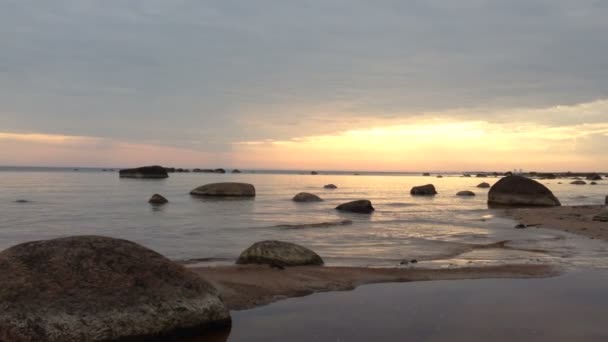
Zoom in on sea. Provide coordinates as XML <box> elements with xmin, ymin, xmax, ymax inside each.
<box><xmin>1</xmin><ymin>167</ymin><xmax>607</xmax><ymax>269</ymax></box>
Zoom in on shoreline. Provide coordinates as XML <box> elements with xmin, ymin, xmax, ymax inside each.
<box><xmin>192</xmin><ymin>204</ymin><xmax>608</xmax><ymax>312</ymax></box>
<box><xmin>192</xmin><ymin>264</ymin><xmax>559</xmax><ymax>311</ymax></box>
<box><xmin>502</xmin><ymin>205</ymin><xmax>608</xmax><ymax>242</ymax></box>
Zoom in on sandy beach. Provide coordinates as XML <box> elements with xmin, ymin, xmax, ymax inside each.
<box><xmin>504</xmin><ymin>205</ymin><xmax>608</xmax><ymax>242</ymax></box>
<box><xmin>192</xmin><ymin>204</ymin><xmax>608</xmax><ymax>312</ymax></box>
<box><xmin>192</xmin><ymin>264</ymin><xmax>558</xmax><ymax>310</ymax></box>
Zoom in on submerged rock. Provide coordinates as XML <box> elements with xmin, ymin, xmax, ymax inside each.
<box><xmin>570</xmin><ymin>180</ymin><xmax>587</xmax><ymax>185</ymax></box>
<box><xmin>456</xmin><ymin>191</ymin><xmax>476</xmax><ymax>197</ymax></box>
<box><xmin>487</xmin><ymin>175</ymin><xmax>561</xmax><ymax>207</ymax></box>
<box><xmin>0</xmin><ymin>236</ymin><xmax>230</xmax><ymax>341</ymax></box>
<box><xmin>190</xmin><ymin>183</ymin><xmax>256</xmax><ymax>197</ymax></box>
<box><xmin>336</xmin><ymin>200</ymin><xmax>375</xmax><ymax>214</ymax></box>
<box><xmin>423</xmin><ymin>173</ymin><xmax>431</xmax><ymax>176</ymax></box>
<box><xmin>410</xmin><ymin>184</ymin><xmax>437</xmax><ymax>196</ymax></box>
<box><xmin>149</xmin><ymin>193</ymin><xmax>169</xmax><ymax>205</ymax></box>
<box><xmin>119</xmin><ymin>165</ymin><xmax>168</xmax><ymax>179</ymax></box>
<box><xmin>236</xmin><ymin>240</ymin><xmax>324</xmax><ymax>266</ymax></box>
<box><xmin>232</xmin><ymin>169</ymin><xmax>242</xmax><ymax>173</ymax></box>
<box><xmin>292</xmin><ymin>192</ymin><xmax>323</xmax><ymax>202</ymax></box>
<box><xmin>477</xmin><ymin>182</ymin><xmax>491</xmax><ymax>188</ymax></box>
<box><xmin>324</xmin><ymin>184</ymin><xmax>338</xmax><ymax>189</ymax></box>
<box><xmin>310</xmin><ymin>171</ymin><xmax>318</xmax><ymax>175</ymax></box>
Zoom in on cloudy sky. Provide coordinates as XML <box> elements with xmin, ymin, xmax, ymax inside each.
<box><xmin>1</xmin><ymin>0</ymin><xmax>607</xmax><ymax>171</ymax></box>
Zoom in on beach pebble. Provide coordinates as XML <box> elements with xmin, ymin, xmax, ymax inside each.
<box><xmin>0</xmin><ymin>236</ymin><xmax>230</xmax><ymax>341</ymax></box>
<box><xmin>336</xmin><ymin>200</ymin><xmax>375</xmax><ymax>214</ymax></box>
<box><xmin>237</xmin><ymin>240</ymin><xmax>324</xmax><ymax>266</ymax></box>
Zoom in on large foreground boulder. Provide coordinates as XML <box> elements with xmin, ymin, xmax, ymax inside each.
<box><xmin>410</xmin><ymin>184</ymin><xmax>437</xmax><ymax>196</ymax></box>
<box><xmin>190</xmin><ymin>182</ymin><xmax>256</xmax><ymax>197</ymax></box>
<box><xmin>0</xmin><ymin>236</ymin><xmax>230</xmax><ymax>342</ymax></box>
<box><xmin>119</xmin><ymin>165</ymin><xmax>168</xmax><ymax>179</ymax></box>
<box><xmin>336</xmin><ymin>200</ymin><xmax>375</xmax><ymax>214</ymax></box>
<box><xmin>293</xmin><ymin>192</ymin><xmax>323</xmax><ymax>202</ymax></box>
<box><xmin>236</xmin><ymin>240</ymin><xmax>324</xmax><ymax>266</ymax></box>
<box><xmin>487</xmin><ymin>175</ymin><xmax>561</xmax><ymax>207</ymax></box>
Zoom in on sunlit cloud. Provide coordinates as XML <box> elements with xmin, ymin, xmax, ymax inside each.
<box><xmin>233</xmin><ymin>100</ymin><xmax>608</xmax><ymax>171</ymax></box>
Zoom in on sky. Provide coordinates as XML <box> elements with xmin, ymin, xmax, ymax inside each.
<box><xmin>1</xmin><ymin>0</ymin><xmax>607</xmax><ymax>171</ymax></box>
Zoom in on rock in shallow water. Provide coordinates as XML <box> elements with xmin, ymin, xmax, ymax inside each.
<box><xmin>236</xmin><ymin>240</ymin><xmax>324</xmax><ymax>266</ymax></box>
<box><xmin>336</xmin><ymin>200</ymin><xmax>375</xmax><ymax>214</ymax></box>
<box><xmin>488</xmin><ymin>175</ymin><xmax>561</xmax><ymax>207</ymax></box>
<box><xmin>148</xmin><ymin>193</ymin><xmax>168</xmax><ymax>204</ymax></box>
<box><xmin>456</xmin><ymin>191</ymin><xmax>476</xmax><ymax>197</ymax></box>
<box><xmin>323</xmin><ymin>184</ymin><xmax>338</xmax><ymax>189</ymax></box>
<box><xmin>119</xmin><ymin>165</ymin><xmax>168</xmax><ymax>179</ymax></box>
<box><xmin>292</xmin><ymin>192</ymin><xmax>323</xmax><ymax>202</ymax></box>
<box><xmin>190</xmin><ymin>182</ymin><xmax>256</xmax><ymax>197</ymax></box>
<box><xmin>410</xmin><ymin>184</ymin><xmax>437</xmax><ymax>196</ymax></box>
<box><xmin>571</xmin><ymin>180</ymin><xmax>587</xmax><ymax>185</ymax></box>
<box><xmin>0</xmin><ymin>236</ymin><xmax>230</xmax><ymax>342</ymax></box>
<box><xmin>477</xmin><ymin>182</ymin><xmax>491</xmax><ymax>188</ymax></box>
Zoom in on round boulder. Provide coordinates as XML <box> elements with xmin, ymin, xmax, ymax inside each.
<box><xmin>488</xmin><ymin>175</ymin><xmax>561</xmax><ymax>207</ymax></box>
<box><xmin>477</xmin><ymin>182</ymin><xmax>491</xmax><ymax>188</ymax></box>
<box><xmin>410</xmin><ymin>184</ymin><xmax>437</xmax><ymax>196</ymax></box>
<box><xmin>293</xmin><ymin>192</ymin><xmax>323</xmax><ymax>202</ymax></box>
<box><xmin>236</xmin><ymin>240</ymin><xmax>324</xmax><ymax>266</ymax></box>
<box><xmin>456</xmin><ymin>191</ymin><xmax>476</xmax><ymax>196</ymax></box>
<box><xmin>190</xmin><ymin>182</ymin><xmax>256</xmax><ymax>197</ymax></box>
<box><xmin>324</xmin><ymin>184</ymin><xmax>338</xmax><ymax>189</ymax></box>
<box><xmin>148</xmin><ymin>193</ymin><xmax>168</xmax><ymax>205</ymax></box>
<box><xmin>0</xmin><ymin>236</ymin><xmax>230</xmax><ymax>342</ymax></box>
<box><xmin>336</xmin><ymin>200</ymin><xmax>375</xmax><ymax>214</ymax></box>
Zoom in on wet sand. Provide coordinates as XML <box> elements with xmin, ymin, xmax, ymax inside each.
<box><xmin>504</xmin><ymin>205</ymin><xmax>608</xmax><ymax>242</ymax></box>
<box><xmin>192</xmin><ymin>264</ymin><xmax>558</xmax><ymax>310</ymax></box>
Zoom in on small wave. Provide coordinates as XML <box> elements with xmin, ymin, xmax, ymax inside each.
<box><xmin>275</xmin><ymin>219</ymin><xmax>353</xmax><ymax>229</ymax></box>
<box><xmin>384</xmin><ymin>202</ymin><xmax>418</xmax><ymax>208</ymax></box>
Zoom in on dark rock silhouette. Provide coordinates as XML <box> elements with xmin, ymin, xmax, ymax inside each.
<box><xmin>488</xmin><ymin>175</ymin><xmax>561</xmax><ymax>207</ymax></box>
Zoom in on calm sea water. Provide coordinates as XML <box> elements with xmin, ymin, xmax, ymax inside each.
<box><xmin>1</xmin><ymin>168</ymin><xmax>607</xmax><ymax>268</ymax></box>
